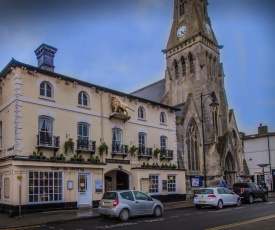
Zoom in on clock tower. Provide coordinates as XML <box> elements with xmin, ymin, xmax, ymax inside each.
<box><xmin>132</xmin><ymin>0</ymin><xmax>249</xmax><ymax>196</ymax></box>
<box><xmin>161</xmin><ymin>0</ymin><xmax>247</xmax><ymax>195</ymax></box>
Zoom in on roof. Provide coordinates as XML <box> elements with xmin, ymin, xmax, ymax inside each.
<box><xmin>131</xmin><ymin>79</ymin><xmax>165</xmax><ymax>103</ymax></box>
<box><xmin>242</xmin><ymin>132</ymin><xmax>275</xmax><ymax>140</ymax></box>
<box><xmin>0</xmin><ymin>59</ymin><xmax>179</xmax><ymax>112</ymax></box>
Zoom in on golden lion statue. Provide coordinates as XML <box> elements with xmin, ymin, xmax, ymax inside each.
<box><xmin>111</xmin><ymin>96</ymin><xmax>134</xmax><ymax>115</ymax></box>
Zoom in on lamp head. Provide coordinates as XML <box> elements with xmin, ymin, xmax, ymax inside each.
<box><xmin>209</xmin><ymin>92</ymin><xmax>219</xmax><ymax>108</ymax></box>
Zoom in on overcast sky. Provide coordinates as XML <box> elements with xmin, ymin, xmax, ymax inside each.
<box><xmin>0</xmin><ymin>0</ymin><xmax>274</xmax><ymax>135</ymax></box>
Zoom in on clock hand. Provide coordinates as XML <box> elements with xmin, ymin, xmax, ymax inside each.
<box><xmin>181</xmin><ymin>31</ymin><xmax>184</xmax><ymax>34</ymax></box>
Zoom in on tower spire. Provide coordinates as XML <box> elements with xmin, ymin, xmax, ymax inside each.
<box><xmin>165</xmin><ymin>0</ymin><xmax>218</xmax><ymax>53</ymax></box>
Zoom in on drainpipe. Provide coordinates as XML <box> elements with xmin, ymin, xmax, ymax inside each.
<box><xmin>100</xmin><ymin>92</ymin><xmax>104</xmax><ymax>142</ymax></box>
<box><xmin>267</xmin><ymin>134</ymin><xmax>272</xmax><ymax>190</ymax></box>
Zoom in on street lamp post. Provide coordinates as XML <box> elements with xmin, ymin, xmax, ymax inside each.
<box><xmin>201</xmin><ymin>91</ymin><xmax>219</xmax><ymax>188</ymax></box>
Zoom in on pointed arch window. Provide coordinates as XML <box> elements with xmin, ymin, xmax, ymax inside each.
<box><xmin>179</xmin><ymin>0</ymin><xmax>185</xmax><ymax>16</ymax></box>
<box><xmin>78</xmin><ymin>91</ymin><xmax>89</xmax><ymax>107</ymax></box>
<box><xmin>212</xmin><ymin>106</ymin><xmax>219</xmax><ymax>136</ymax></box>
<box><xmin>181</xmin><ymin>56</ymin><xmax>186</xmax><ymax>76</ymax></box>
<box><xmin>187</xmin><ymin>120</ymin><xmax>199</xmax><ymax>171</ymax></box>
<box><xmin>174</xmin><ymin>60</ymin><xmax>179</xmax><ymax>79</ymax></box>
<box><xmin>189</xmin><ymin>53</ymin><xmax>195</xmax><ymax>74</ymax></box>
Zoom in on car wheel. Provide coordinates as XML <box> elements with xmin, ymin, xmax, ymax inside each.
<box><xmin>247</xmin><ymin>194</ymin><xmax>253</xmax><ymax>204</ymax></box>
<box><xmin>119</xmin><ymin>209</ymin><xmax>129</xmax><ymax>222</ymax></box>
<box><xmin>263</xmin><ymin>193</ymin><xmax>268</xmax><ymax>202</ymax></box>
<box><xmin>153</xmin><ymin>206</ymin><xmax>162</xmax><ymax>217</ymax></box>
<box><xmin>195</xmin><ymin>204</ymin><xmax>202</xmax><ymax>209</ymax></box>
<box><xmin>216</xmin><ymin>200</ymin><xmax>223</xmax><ymax>209</ymax></box>
<box><xmin>236</xmin><ymin>198</ymin><xmax>241</xmax><ymax>207</ymax></box>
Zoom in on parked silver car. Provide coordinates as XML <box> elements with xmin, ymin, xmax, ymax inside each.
<box><xmin>98</xmin><ymin>190</ymin><xmax>163</xmax><ymax>221</ymax></box>
<box><xmin>194</xmin><ymin>187</ymin><xmax>241</xmax><ymax>209</ymax></box>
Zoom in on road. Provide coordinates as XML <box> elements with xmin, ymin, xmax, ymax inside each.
<box><xmin>28</xmin><ymin>198</ymin><xmax>275</xmax><ymax>230</ymax></box>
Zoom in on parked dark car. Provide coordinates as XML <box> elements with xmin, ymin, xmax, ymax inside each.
<box><xmin>232</xmin><ymin>182</ymin><xmax>268</xmax><ymax>204</ymax></box>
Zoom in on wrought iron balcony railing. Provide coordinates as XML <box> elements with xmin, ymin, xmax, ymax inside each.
<box><xmin>37</xmin><ymin>132</ymin><xmax>60</xmax><ymax>149</ymax></box>
<box><xmin>138</xmin><ymin>146</ymin><xmax>153</xmax><ymax>159</ymax></box>
<box><xmin>160</xmin><ymin>148</ymin><xmax>173</xmax><ymax>160</ymax></box>
<box><xmin>77</xmin><ymin>139</ymin><xmax>96</xmax><ymax>152</ymax></box>
<box><xmin>111</xmin><ymin>144</ymin><xmax>128</xmax><ymax>158</ymax></box>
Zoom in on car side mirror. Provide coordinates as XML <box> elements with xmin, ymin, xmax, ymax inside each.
<box><xmin>147</xmin><ymin>197</ymin><xmax>153</xmax><ymax>201</ymax></box>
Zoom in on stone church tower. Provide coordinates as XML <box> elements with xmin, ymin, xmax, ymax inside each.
<box><xmin>132</xmin><ymin>0</ymin><xmax>249</xmax><ymax>196</ymax></box>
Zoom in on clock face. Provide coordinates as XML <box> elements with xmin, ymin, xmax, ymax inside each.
<box><xmin>205</xmin><ymin>23</ymin><xmax>211</xmax><ymax>35</ymax></box>
<box><xmin>177</xmin><ymin>25</ymin><xmax>187</xmax><ymax>38</ymax></box>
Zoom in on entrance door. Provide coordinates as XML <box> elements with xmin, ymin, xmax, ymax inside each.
<box><xmin>78</xmin><ymin>173</ymin><xmax>92</xmax><ymax>206</ymax></box>
<box><xmin>116</xmin><ymin>171</ymin><xmax>129</xmax><ymax>190</ymax></box>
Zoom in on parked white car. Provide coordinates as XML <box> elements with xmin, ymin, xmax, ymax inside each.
<box><xmin>194</xmin><ymin>187</ymin><xmax>241</xmax><ymax>209</ymax></box>
<box><xmin>98</xmin><ymin>190</ymin><xmax>163</xmax><ymax>221</ymax></box>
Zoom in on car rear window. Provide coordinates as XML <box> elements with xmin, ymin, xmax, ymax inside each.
<box><xmin>196</xmin><ymin>189</ymin><xmax>214</xmax><ymax>194</ymax></box>
<box><xmin>102</xmin><ymin>192</ymin><xmax>117</xmax><ymax>200</ymax></box>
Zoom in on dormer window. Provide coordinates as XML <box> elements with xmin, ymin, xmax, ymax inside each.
<box><xmin>179</xmin><ymin>0</ymin><xmax>185</xmax><ymax>16</ymax></box>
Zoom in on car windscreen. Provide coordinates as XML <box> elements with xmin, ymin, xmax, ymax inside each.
<box><xmin>102</xmin><ymin>192</ymin><xmax>117</xmax><ymax>200</ymax></box>
<box><xmin>196</xmin><ymin>189</ymin><xmax>214</xmax><ymax>194</ymax></box>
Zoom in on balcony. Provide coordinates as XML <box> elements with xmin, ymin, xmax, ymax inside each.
<box><xmin>37</xmin><ymin>132</ymin><xmax>60</xmax><ymax>152</ymax></box>
<box><xmin>138</xmin><ymin>147</ymin><xmax>153</xmax><ymax>159</ymax></box>
<box><xmin>76</xmin><ymin>139</ymin><xmax>96</xmax><ymax>153</ymax></box>
<box><xmin>160</xmin><ymin>148</ymin><xmax>173</xmax><ymax>160</ymax></box>
<box><xmin>111</xmin><ymin>144</ymin><xmax>128</xmax><ymax>159</ymax></box>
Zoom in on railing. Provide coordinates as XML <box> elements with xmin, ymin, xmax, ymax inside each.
<box><xmin>77</xmin><ymin>139</ymin><xmax>96</xmax><ymax>152</ymax></box>
<box><xmin>37</xmin><ymin>132</ymin><xmax>60</xmax><ymax>148</ymax></box>
<box><xmin>160</xmin><ymin>148</ymin><xmax>173</xmax><ymax>160</ymax></box>
<box><xmin>138</xmin><ymin>146</ymin><xmax>153</xmax><ymax>159</ymax></box>
<box><xmin>112</xmin><ymin>144</ymin><xmax>128</xmax><ymax>155</ymax></box>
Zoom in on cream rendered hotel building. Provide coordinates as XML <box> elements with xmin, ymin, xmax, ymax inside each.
<box><xmin>0</xmin><ymin>44</ymin><xmax>186</xmax><ymax>215</ymax></box>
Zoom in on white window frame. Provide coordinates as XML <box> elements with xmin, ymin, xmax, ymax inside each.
<box><xmin>138</xmin><ymin>132</ymin><xmax>147</xmax><ymax>154</ymax></box>
<box><xmin>149</xmin><ymin>174</ymin><xmax>160</xmax><ymax>194</ymax></box>
<box><xmin>40</xmin><ymin>81</ymin><xmax>53</xmax><ymax>99</ymax></box>
<box><xmin>160</xmin><ymin>136</ymin><xmax>167</xmax><ymax>149</ymax></box>
<box><xmin>138</xmin><ymin>106</ymin><xmax>146</xmax><ymax>120</ymax></box>
<box><xmin>28</xmin><ymin>171</ymin><xmax>64</xmax><ymax>203</ymax></box>
<box><xmin>78</xmin><ymin>123</ymin><xmax>89</xmax><ymax>141</ymax></box>
<box><xmin>160</xmin><ymin>112</ymin><xmax>166</xmax><ymax>124</ymax></box>
<box><xmin>78</xmin><ymin>91</ymin><xmax>89</xmax><ymax>107</ymax></box>
<box><xmin>167</xmin><ymin>174</ymin><xmax>177</xmax><ymax>193</ymax></box>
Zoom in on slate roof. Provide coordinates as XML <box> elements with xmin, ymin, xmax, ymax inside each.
<box><xmin>131</xmin><ymin>79</ymin><xmax>165</xmax><ymax>103</ymax></box>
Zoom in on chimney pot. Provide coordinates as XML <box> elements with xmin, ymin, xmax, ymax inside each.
<box><xmin>34</xmin><ymin>44</ymin><xmax>57</xmax><ymax>72</ymax></box>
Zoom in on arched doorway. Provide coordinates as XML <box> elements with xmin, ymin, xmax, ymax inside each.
<box><xmin>104</xmin><ymin>169</ymin><xmax>130</xmax><ymax>192</ymax></box>
<box><xmin>224</xmin><ymin>152</ymin><xmax>236</xmax><ymax>187</ymax></box>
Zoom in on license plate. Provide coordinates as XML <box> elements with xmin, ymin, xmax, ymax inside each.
<box><xmin>199</xmin><ymin>201</ymin><xmax>206</xmax><ymax>204</ymax></box>
<box><xmin>103</xmin><ymin>202</ymin><xmax>110</xmax><ymax>206</ymax></box>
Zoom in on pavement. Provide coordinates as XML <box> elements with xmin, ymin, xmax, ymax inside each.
<box><xmin>0</xmin><ymin>192</ymin><xmax>274</xmax><ymax>229</ymax></box>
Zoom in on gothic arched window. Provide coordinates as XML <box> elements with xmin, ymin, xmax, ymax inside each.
<box><xmin>187</xmin><ymin>120</ymin><xmax>199</xmax><ymax>171</ymax></box>
<box><xmin>189</xmin><ymin>53</ymin><xmax>195</xmax><ymax>74</ymax></box>
<box><xmin>179</xmin><ymin>0</ymin><xmax>185</xmax><ymax>16</ymax></box>
<box><xmin>173</xmin><ymin>60</ymin><xmax>179</xmax><ymax>79</ymax></box>
<box><xmin>181</xmin><ymin>56</ymin><xmax>186</xmax><ymax>76</ymax></box>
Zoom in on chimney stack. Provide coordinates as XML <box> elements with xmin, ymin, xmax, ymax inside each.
<box><xmin>34</xmin><ymin>44</ymin><xmax>57</xmax><ymax>72</ymax></box>
<box><xmin>258</xmin><ymin>123</ymin><xmax>268</xmax><ymax>135</ymax></box>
